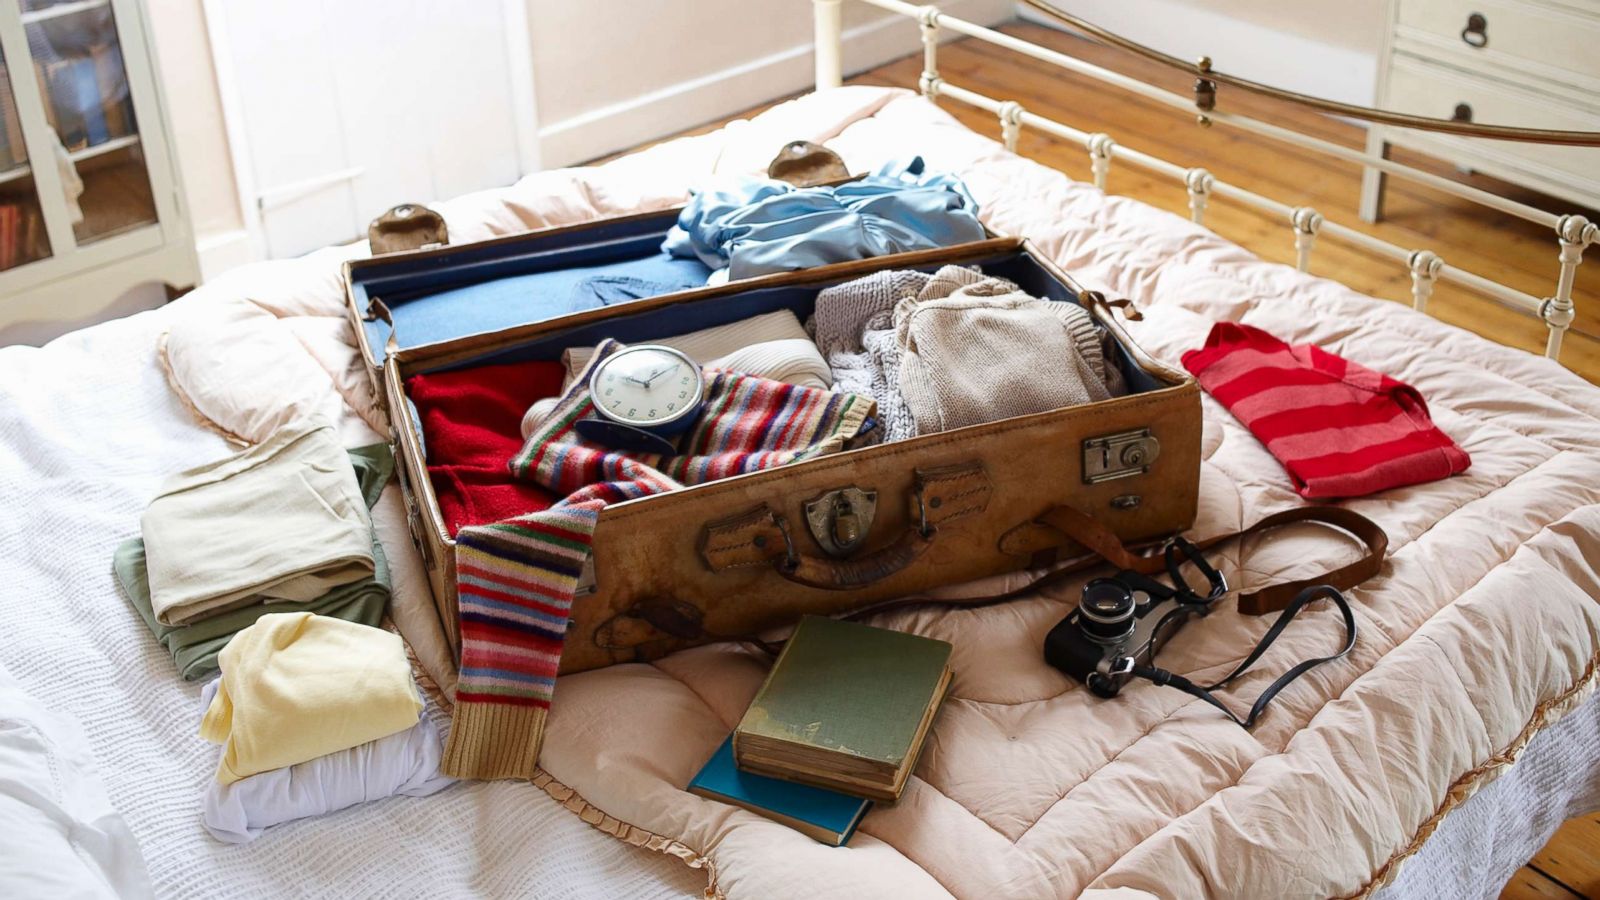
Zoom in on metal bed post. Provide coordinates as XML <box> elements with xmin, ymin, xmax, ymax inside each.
<box><xmin>917</xmin><ymin>5</ymin><xmax>943</xmax><ymax>98</ymax></box>
<box><xmin>1290</xmin><ymin>207</ymin><xmax>1323</xmax><ymax>274</ymax></box>
<box><xmin>999</xmin><ymin>101</ymin><xmax>1024</xmax><ymax>152</ymax></box>
<box><xmin>1184</xmin><ymin>168</ymin><xmax>1214</xmax><ymax>226</ymax></box>
<box><xmin>814</xmin><ymin>0</ymin><xmax>844</xmax><ymax>90</ymax></box>
<box><xmin>1086</xmin><ymin>133</ymin><xmax>1114</xmax><ymax>191</ymax></box>
<box><xmin>1407</xmin><ymin>251</ymin><xmax>1442</xmax><ymax>313</ymax></box>
<box><xmin>1542</xmin><ymin>215</ymin><xmax>1595</xmax><ymax>359</ymax></box>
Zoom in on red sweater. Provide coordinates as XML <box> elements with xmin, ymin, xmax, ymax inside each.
<box><xmin>406</xmin><ymin>360</ymin><xmax>564</xmax><ymax>535</ymax></box>
<box><xmin>1181</xmin><ymin>322</ymin><xmax>1469</xmax><ymax>499</ymax></box>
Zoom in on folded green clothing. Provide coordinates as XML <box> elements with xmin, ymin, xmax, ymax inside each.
<box><xmin>114</xmin><ymin>443</ymin><xmax>395</xmax><ymax>682</ymax></box>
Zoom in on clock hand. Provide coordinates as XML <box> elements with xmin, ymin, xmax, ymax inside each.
<box><xmin>645</xmin><ymin>362</ymin><xmax>682</xmax><ymax>387</ymax></box>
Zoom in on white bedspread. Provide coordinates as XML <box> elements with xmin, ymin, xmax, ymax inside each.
<box><xmin>0</xmin><ymin>307</ymin><xmax>706</xmax><ymax>897</ymax></box>
<box><xmin>2</xmin><ymin>86</ymin><xmax>1597</xmax><ymax>898</ymax></box>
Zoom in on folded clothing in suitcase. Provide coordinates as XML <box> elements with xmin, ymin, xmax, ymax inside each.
<box><xmin>348</xmin><ymin>214</ymin><xmax>1200</xmax><ymax>779</ymax></box>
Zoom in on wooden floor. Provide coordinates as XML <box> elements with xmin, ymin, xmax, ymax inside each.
<box><xmin>655</xmin><ymin>21</ymin><xmax>1600</xmax><ymax>382</ymax></box>
<box><xmin>853</xmin><ymin>23</ymin><xmax>1600</xmax><ymax>384</ymax></box>
<box><xmin>670</xmin><ymin>19</ymin><xmax>1600</xmax><ymax>897</ymax></box>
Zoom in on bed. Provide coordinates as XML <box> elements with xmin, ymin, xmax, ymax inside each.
<box><xmin>2</xmin><ymin>43</ymin><xmax>1598</xmax><ymax>900</ymax></box>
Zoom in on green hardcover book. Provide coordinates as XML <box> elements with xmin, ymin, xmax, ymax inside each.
<box><xmin>733</xmin><ymin>616</ymin><xmax>953</xmax><ymax>802</ymax></box>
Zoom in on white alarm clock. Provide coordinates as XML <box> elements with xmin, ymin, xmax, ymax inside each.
<box><xmin>576</xmin><ymin>345</ymin><xmax>705</xmax><ymax>453</ymax></box>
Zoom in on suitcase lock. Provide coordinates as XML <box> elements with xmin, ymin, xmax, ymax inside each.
<box><xmin>804</xmin><ymin>487</ymin><xmax>878</xmax><ymax>558</ymax></box>
<box><xmin>1083</xmin><ymin>429</ymin><xmax>1161</xmax><ymax>483</ymax></box>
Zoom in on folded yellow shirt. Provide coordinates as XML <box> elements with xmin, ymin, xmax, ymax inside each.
<box><xmin>200</xmin><ymin>612</ymin><xmax>422</xmax><ymax>784</ymax></box>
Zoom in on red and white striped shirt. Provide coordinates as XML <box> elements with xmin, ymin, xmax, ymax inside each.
<box><xmin>1182</xmin><ymin>322</ymin><xmax>1469</xmax><ymax>499</ymax></box>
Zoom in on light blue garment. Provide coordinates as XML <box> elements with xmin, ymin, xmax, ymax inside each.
<box><xmin>662</xmin><ymin>157</ymin><xmax>986</xmax><ymax>279</ymax></box>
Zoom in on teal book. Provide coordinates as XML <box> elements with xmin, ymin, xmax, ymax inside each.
<box><xmin>688</xmin><ymin>735</ymin><xmax>871</xmax><ymax>846</ymax></box>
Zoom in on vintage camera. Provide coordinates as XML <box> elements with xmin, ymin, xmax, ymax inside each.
<box><xmin>1044</xmin><ymin>537</ymin><xmax>1227</xmax><ymax>698</ymax></box>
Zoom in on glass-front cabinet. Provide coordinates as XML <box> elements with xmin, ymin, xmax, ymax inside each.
<box><xmin>0</xmin><ymin>39</ymin><xmax>49</xmax><ymax>272</ymax></box>
<box><xmin>0</xmin><ymin>0</ymin><xmax>194</xmax><ymax>335</ymax></box>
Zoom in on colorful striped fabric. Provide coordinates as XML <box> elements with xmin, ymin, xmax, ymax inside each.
<box><xmin>1181</xmin><ymin>321</ymin><xmax>1469</xmax><ymax>499</ymax></box>
<box><xmin>442</xmin><ymin>339</ymin><xmax>874</xmax><ymax>780</ymax></box>
<box><xmin>509</xmin><ymin>339</ymin><xmax>873</xmax><ymax>497</ymax></box>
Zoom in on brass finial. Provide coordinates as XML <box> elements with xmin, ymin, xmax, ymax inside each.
<box><xmin>1196</xmin><ymin>55</ymin><xmax>1212</xmax><ymax>73</ymax></box>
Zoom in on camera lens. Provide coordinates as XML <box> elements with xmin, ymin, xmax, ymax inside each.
<box><xmin>1078</xmin><ymin>578</ymin><xmax>1136</xmax><ymax>644</ymax></box>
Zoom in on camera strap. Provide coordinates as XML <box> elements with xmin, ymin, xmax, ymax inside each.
<box><xmin>999</xmin><ymin>504</ymin><xmax>1387</xmax><ymax>615</ymax></box>
<box><xmin>1116</xmin><ymin>584</ymin><xmax>1358</xmax><ymax>728</ymax></box>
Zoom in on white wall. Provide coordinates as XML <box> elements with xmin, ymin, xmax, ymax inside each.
<box><xmin>142</xmin><ymin>0</ymin><xmax>1012</xmax><ymax>276</ymax></box>
<box><xmin>144</xmin><ymin>0</ymin><xmax>1380</xmax><ymax>273</ymax></box>
<box><xmin>142</xmin><ymin>0</ymin><xmax>250</xmax><ymax>278</ymax></box>
<box><xmin>1021</xmin><ymin>0</ymin><xmax>1386</xmax><ymax>106</ymax></box>
<box><xmin>525</xmin><ymin>0</ymin><xmax>1014</xmax><ymax>167</ymax></box>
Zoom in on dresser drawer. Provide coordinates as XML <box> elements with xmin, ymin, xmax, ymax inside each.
<box><xmin>1397</xmin><ymin>0</ymin><xmax>1600</xmax><ymax>83</ymax></box>
<box><xmin>1385</xmin><ymin>52</ymin><xmax>1600</xmax><ymax>186</ymax></box>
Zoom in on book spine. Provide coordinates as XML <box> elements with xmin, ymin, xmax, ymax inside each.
<box><xmin>0</xmin><ymin>205</ymin><xmax>21</xmax><ymax>271</ymax></box>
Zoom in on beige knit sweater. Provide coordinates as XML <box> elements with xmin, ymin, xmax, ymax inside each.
<box><xmin>895</xmin><ymin>270</ymin><xmax>1125</xmax><ymax>434</ymax></box>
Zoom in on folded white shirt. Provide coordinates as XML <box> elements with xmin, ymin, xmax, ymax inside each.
<box><xmin>200</xmin><ymin>681</ymin><xmax>454</xmax><ymax>844</ymax></box>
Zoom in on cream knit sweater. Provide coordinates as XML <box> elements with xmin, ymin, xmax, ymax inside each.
<box><xmin>811</xmin><ymin>265</ymin><xmax>1123</xmax><ymax>441</ymax></box>
<box><xmin>895</xmin><ymin>270</ymin><xmax>1124</xmax><ymax>433</ymax></box>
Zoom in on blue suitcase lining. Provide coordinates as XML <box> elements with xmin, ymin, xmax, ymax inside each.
<box><xmin>411</xmin><ymin>249</ymin><xmax>1163</xmax><ymax>397</ymax></box>
<box><xmin>352</xmin><ymin>210</ymin><xmax>706</xmax><ymax>365</ymax></box>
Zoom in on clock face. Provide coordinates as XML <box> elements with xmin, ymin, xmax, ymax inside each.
<box><xmin>589</xmin><ymin>345</ymin><xmax>704</xmax><ymax>428</ymax></box>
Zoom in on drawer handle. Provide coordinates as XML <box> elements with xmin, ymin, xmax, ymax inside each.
<box><xmin>1452</xmin><ymin>103</ymin><xmax>1473</xmax><ymax>124</ymax></box>
<box><xmin>1460</xmin><ymin>12</ymin><xmax>1488</xmax><ymax>49</ymax></box>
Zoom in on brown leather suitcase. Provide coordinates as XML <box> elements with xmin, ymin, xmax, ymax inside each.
<box><xmin>346</xmin><ymin>226</ymin><xmax>1200</xmax><ymax>675</ymax></box>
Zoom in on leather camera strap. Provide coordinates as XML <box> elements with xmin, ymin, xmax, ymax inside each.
<box><xmin>1030</xmin><ymin>504</ymin><xmax>1387</xmax><ymax>615</ymax></box>
<box><xmin>847</xmin><ymin>504</ymin><xmax>1386</xmax><ymax>621</ymax></box>
<box><xmin>1124</xmin><ymin>584</ymin><xmax>1358</xmax><ymax>728</ymax></box>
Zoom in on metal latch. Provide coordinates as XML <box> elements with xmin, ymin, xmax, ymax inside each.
<box><xmin>804</xmin><ymin>486</ymin><xmax>878</xmax><ymax>557</ymax></box>
<box><xmin>1082</xmin><ymin>429</ymin><xmax>1161</xmax><ymax>484</ymax></box>
<box><xmin>574</xmin><ymin>558</ymin><xmax>597</xmax><ymax>596</ymax></box>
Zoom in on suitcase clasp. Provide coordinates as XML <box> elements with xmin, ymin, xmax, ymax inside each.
<box><xmin>1083</xmin><ymin>429</ymin><xmax>1161</xmax><ymax>483</ymax></box>
<box><xmin>804</xmin><ymin>487</ymin><xmax>878</xmax><ymax>558</ymax></box>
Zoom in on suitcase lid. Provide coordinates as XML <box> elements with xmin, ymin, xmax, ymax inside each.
<box><xmin>344</xmin><ymin>207</ymin><xmax>712</xmax><ymax>369</ymax></box>
<box><xmin>342</xmin><ymin>165</ymin><xmax>978</xmax><ymax>370</ymax></box>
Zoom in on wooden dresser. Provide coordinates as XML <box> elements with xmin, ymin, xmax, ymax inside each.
<box><xmin>1360</xmin><ymin>0</ymin><xmax>1600</xmax><ymax>222</ymax></box>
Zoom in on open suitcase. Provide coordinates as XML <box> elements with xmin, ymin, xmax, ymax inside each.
<box><xmin>344</xmin><ymin>211</ymin><xmax>1201</xmax><ymax>676</ymax></box>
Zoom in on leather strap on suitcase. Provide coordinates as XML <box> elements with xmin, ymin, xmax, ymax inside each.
<box><xmin>602</xmin><ymin>504</ymin><xmax>1386</xmax><ymax>656</ymax></box>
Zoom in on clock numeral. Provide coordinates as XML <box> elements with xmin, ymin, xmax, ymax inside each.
<box><xmin>605</xmin><ymin>388</ymin><xmax>613</xmax><ymax>396</ymax></box>
<box><xmin>678</xmin><ymin>391</ymin><xmax>688</xmax><ymax>399</ymax></box>
<box><xmin>628</xmin><ymin>408</ymin><xmax>636</xmax><ymax>416</ymax></box>
<box><xmin>667</xmin><ymin>403</ymin><xmax>675</xmax><ymax>411</ymax></box>
<box><xmin>648</xmin><ymin>409</ymin><xmax>657</xmax><ymax>417</ymax></box>
<box><xmin>611</xmin><ymin>400</ymin><xmax>620</xmax><ymax>409</ymax></box>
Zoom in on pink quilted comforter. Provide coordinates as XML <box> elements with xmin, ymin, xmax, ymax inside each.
<box><xmin>158</xmin><ymin>87</ymin><xmax>1600</xmax><ymax>898</ymax></box>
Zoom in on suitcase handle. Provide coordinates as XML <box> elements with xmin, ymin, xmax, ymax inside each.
<box><xmin>699</xmin><ymin>462</ymin><xmax>992</xmax><ymax>589</ymax></box>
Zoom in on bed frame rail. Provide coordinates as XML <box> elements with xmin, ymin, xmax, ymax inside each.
<box><xmin>812</xmin><ymin>0</ymin><xmax>1596</xmax><ymax>365</ymax></box>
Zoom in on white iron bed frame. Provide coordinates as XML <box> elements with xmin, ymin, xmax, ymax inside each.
<box><xmin>812</xmin><ymin>0</ymin><xmax>1595</xmax><ymax>365</ymax></box>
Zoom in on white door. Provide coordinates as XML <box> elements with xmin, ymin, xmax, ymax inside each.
<box><xmin>206</xmin><ymin>0</ymin><xmax>535</xmax><ymax>259</ymax></box>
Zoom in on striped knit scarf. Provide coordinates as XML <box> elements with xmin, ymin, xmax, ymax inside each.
<box><xmin>441</xmin><ymin>340</ymin><xmax>874</xmax><ymax>780</ymax></box>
